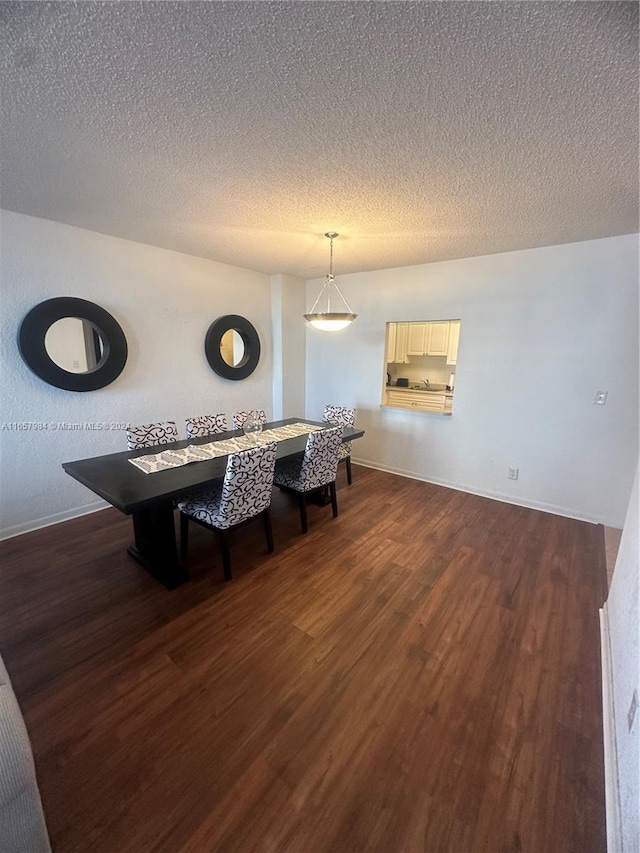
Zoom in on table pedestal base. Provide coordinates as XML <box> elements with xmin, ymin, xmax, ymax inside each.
<box><xmin>128</xmin><ymin>501</ymin><xmax>189</xmax><ymax>589</ymax></box>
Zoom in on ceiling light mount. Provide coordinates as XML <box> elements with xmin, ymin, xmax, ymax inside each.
<box><xmin>304</xmin><ymin>232</ymin><xmax>357</xmax><ymax>331</ymax></box>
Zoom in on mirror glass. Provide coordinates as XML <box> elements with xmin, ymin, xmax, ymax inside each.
<box><xmin>44</xmin><ymin>317</ymin><xmax>106</xmax><ymax>374</ymax></box>
<box><xmin>382</xmin><ymin>319</ymin><xmax>461</xmax><ymax>416</ymax></box>
<box><xmin>219</xmin><ymin>329</ymin><xmax>245</xmax><ymax>367</ymax></box>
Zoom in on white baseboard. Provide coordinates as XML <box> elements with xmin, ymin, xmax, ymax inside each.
<box><xmin>352</xmin><ymin>456</ymin><xmax>604</xmax><ymax>525</ymax></box>
<box><xmin>599</xmin><ymin>604</ymin><xmax>623</xmax><ymax>853</ymax></box>
<box><xmin>0</xmin><ymin>500</ymin><xmax>109</xmax><ymax>541</ymax></box>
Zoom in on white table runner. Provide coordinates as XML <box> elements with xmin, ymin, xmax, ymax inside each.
<box><xmin>128</xmin><ymin>422</ymin><xmax>324</xmax><ymax>474</ymax></box>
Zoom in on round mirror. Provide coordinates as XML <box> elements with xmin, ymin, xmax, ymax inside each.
<box><xmin>205</xmin><ymin>315</ymin><xmax>260</xmax><ymax>380</ymax></box>
<box><xmin>44</xmin><ymin>317</ymin><xmax>107</xmax><ymax>374</ymax></box>
<box><xmin>219</xmin><ymin>329</ymin><xmax>245</xmax><ymax>367</ymax></box>
<box><xmin>18</xmin><ymin>297</ymin><xmax>128</xmax><ymax>391</ymax></box>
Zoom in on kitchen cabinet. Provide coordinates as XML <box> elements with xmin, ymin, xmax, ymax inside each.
<box><xmin>446</xmin><ymin>320</ymin><xmax>460</xmax><ymax>365</ymax></box>
<box><xmin>387</xmin><ymin>323</ymin><xmax>397</xmax><ymax>361</ymax></box>
<box><xmin>406</xmin><ymin>323</ymin><xmax>428</xmax><ymax>355</ymax></box>
<box><xmin>395</xmin><ymin>323</ymin><xmax>409</xmax><ymax>362</ymax></box>
<box><xmin>385</xmin><ymin>388</ymin><xmax>453</xmax><ymax>415</ymax></box>
<box><xmin>406</xmin><ymin>321</ymin><xmax>450</xmax><ymax>356</ymax></box>
<box><xmin>427</xmin><ymin>321</ymin><xmax>450</xmax><ymax>356</ymax></box>
<box><xmin>387</xmin><ymin>322</ymin><xmax>409</xmax><ymax>363</ymax></box>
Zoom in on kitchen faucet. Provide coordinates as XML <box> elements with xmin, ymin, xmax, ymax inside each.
<box><xmin>421</xmin><ymin>379</ymin><xmax>430</xmax><ymax>388</ymax></box>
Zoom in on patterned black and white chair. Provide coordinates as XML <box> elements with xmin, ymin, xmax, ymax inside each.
<box><xmin>126</xmin><ymin>421</ymin><xmax>179</xmax><ymax>450</ymax></box>
<box><xmin>232</xmin><ymin>409</ymin><xmax>267</xmax><ymax>430</ymax></box>
<box><xmin>185</xmin><ymin>414</ymin><xmax>229</xmax><ymax>439</ymax></box>
<box><xmin>177</xmin><ymin>441</ymin><xmax>277</xmax><ymax>581</ymax></box>
<box><xmin>273</xmin><ymin>426</ymin><xmax>342</xmax><ymax>534</ymax></box>
<box><xmin>322</xmin><ymin>405</ymin><xmax>356</xmax><ymax>485</ymax></box>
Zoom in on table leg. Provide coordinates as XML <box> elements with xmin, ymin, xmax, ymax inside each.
<box><xmin>127</xmin><ymin>501</ymin><xmax>189</xmax><ymax>589</ymax></box>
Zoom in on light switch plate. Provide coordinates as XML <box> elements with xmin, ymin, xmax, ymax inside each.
<box><xmin>594</xmin><ymin>390</ymin><xmax>608</xmax><ymax>406</ymax></box>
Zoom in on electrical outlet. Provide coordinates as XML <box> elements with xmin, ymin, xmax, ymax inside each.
<box><xmin>508</xmin><ymin>467</ymin><xmax>519</xmax><ymax>481</ymax></box>
<box><xmin>594</xmin><ymin>390</ymin><xmax>608</xmax><ymax>406</ymax></box>
<box><xmin>628</xmin><ymin>689</ymin><xmax>638</xmax><ymax>733</ymax></box>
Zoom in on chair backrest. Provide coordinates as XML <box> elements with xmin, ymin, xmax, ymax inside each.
<box><xmin>0</xmin><ymin>653</ymin><xmax>51</xmax><ymax>852</ymax></box>
<box><xmin>298</xmin><ymin>426</ymin><xmax>343</xmax><ymax>491</ymax></box>
<box><xmin>126</xmin><ymin>421</ymin><xmax>179</xmax><ymax>450</ymax></box>
<box><xmin>217</xmin><ymin>441</ymin><xmax>277</xmax><ymax>527</ymax></box>
<box><xmin>233</xmin><ymin>409</ymin><xmax>267</xmax><ymax>430</ymax></box>
<box><xmin>185</xmin><ymin>414</ymin><xmax>228</xmax><ymax>439</ymax></box>
<box><xmin>322</xmin><ymin>405</ymin><xmax>356</xmax><ymax>428</ymax></box>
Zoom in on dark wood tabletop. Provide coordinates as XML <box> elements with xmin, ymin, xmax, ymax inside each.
<box><xmin>63</xmin><ymin>418</ymin><xmax>364</xmax><ymax>515</ymax></box>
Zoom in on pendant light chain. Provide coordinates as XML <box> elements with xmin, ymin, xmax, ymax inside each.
<box><xmin>324</xmin><ymin>231</ymin><xmax>354</xmax><ymax>314</ymax></box>
<box><xmin>325</xmin><ymin>230</ymin><xmax>338</xmax><ymax>314</ymax></box>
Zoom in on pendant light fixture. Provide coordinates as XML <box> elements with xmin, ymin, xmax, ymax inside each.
<box><xmin>304</xmin><ymin>231</ymin><xmax>357</xmax><ymax>331</ymax></box>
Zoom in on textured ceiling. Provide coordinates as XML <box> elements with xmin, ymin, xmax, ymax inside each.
<box><xmin>1</xmin><ymin>1</ymin><xmax>638</xmax><ymax>279</ymax></box>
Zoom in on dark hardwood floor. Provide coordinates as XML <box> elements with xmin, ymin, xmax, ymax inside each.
<box><xmin>0</xmin><ymin>466</ymin><xmax>608</xmax><ymax>853</ymax></box>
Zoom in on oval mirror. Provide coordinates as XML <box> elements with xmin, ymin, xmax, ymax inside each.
<box><xmin>205</xmin><ymin>315</ymin><xmax>260</xmax><ymax>380</ymax></box>
<box><xmin>18</xmin><ymin>297</ymin><xmax>128</xmax><ymax>391</ymax></box>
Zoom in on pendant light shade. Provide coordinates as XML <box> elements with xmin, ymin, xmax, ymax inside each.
<box><xmin>304</xmin><ymin>232</ymin><xmax>357</xmax><ymax>331</ymax></box>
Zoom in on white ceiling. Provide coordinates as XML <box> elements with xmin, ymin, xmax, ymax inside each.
<box><xmin>1</xmin><ymin>1</ymin><xmax>638</xmax><ymax>279</ymax></box>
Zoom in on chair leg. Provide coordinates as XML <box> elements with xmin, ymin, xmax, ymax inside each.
<box><xmin>218</xmin><ymin>529</ymin><xmax>232</xmax><ymax>581</ymax></box>
<box><xmin>180</xmin><ymin>512</ymin><xmax>189</xmax><ymax>558</ymax></box>
<box><xmin>298</xmin><ymin>494</ymin><xmax>308</xmax><ymax>534</ymax></box>
<box><xmin>345</xmin><ymin>456</ymin><xmax>353</xmax><ymax>485</ymax></box>
<box><xmin>262</xmin><ymin>507</ymin><xmax>274</xmax><ymax>553</ymax></box>
<box><xmin>329</xmin><ymin>481</ymin><xmax>338</xmax><ymax>518</ymax></box>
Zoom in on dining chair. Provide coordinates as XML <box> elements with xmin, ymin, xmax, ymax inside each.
<box><xmin>322</xmin><ymin>405</ymin><xmax>356</xmax><ymax>484</ymax></box>
<box><xmin>185</xmin><ymin>413</ymin><xmax>229</xmax><ymax>439</ymax></box>
<box><xmin>273</xmin><ymin>426</ymin><xmax>342</xmax><ymax>533</ymax></box>
<box><xmin>177</xmin><ymin>441</ymin><xmax>277</xmax><ymax>581</ymax></box>
<box><xmin>233</xmin><ymin>409</ymin><xmax>267</xmax><ymax>430</ymax></box>
<box><xmin>126</xmin><ymin>421</ymin><xmax>179</xmax><ymax>450</ymax></box>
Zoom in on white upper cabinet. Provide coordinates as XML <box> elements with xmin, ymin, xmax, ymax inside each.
<box><xmin>394</xmin><ymin>322</ymin><xmax>409</xmax><ymax>362</ymax></box>
<box><xmin>387</xmin><ymin>319</ymin><xmax>459</xmax><ymax>364</ymax></box>
<box><xmin>387</xmin><ymin>322</ymin><xmax>397</xmax><ymax>362</ymax></box>
<box><xmin>446</xmin><ymin>320</ymin><xmax>461</xmax><ymax>365</ymax></box>
<box><xmin>406</xmin><ymin>321</ymin><xmax>450</xmax><ymax>356</ymax></box>
<box><xmin>406</xmin><ymin>323</ymin><xmax>429</xmax><ymax>355</ymax></box>
<box><xmin>426</xmin><ymin>321</ymin><xmax>450</xmax><ymax>356</ymax></box>
<box><xmin>386</xmin><ymin>322</ymin><xmax>409</xmax><ymax>363</ymax></box>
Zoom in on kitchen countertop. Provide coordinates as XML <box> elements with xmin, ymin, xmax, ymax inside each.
<box><xmin>386</xmin><ymin>385</ymin><xmax>453</xmax><ymax>395</ymax></box>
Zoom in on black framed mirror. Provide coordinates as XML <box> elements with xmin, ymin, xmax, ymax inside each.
<box><xmin>205</xmin><ymin>315</ymin><xmax>260</xmax><ymax>380</ymax></box>
<box><xmin>17</xmin><ymin>297</ymin><xmax>128</xmax><ymax>391</ymax></box>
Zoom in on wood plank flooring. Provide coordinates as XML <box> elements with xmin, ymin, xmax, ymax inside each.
<box><xmin>0</xmin><ymin>466</ymin><xmax>608</xmax><ymax>853</ymax></box>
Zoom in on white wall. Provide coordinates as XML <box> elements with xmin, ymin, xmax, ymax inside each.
<box><xmin>305</xmin><ymin>234</ymin><xmax>639</xmax><ymax>526</ymax></box>
<box><xmin>604</xmin><ymin>463</ymin><xmax>639</xmax><ymax>853</ymax></box>
<box><xmin>270</xmin><ymin>273</ymin><xmax>306</xmax><ymax>420</ymax></box>
<box><xmin>0</xmin><ymin>211</ymin><xmax>273</xmax><ymax>537</ymax></box>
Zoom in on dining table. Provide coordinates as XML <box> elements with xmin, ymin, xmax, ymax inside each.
<box><xmin>62</xmin><ymin>417</ymin><xmax>364</xmax><ymax>588</ymax></box>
